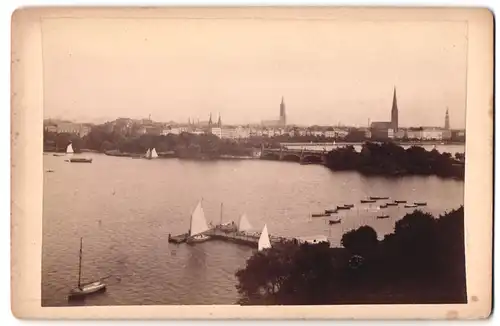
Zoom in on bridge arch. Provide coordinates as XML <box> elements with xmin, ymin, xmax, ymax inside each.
<box><xmin>302</xmin><ymin>155</ymin><xmax>324</xmax><ymax>164</ymax></box>
<box><xmin>261</xmin><ymin>152</ymin><xmax>280</xmax><ymax>160</ymax></box>
<box><xmin>282</xmin><ymin>154</ymin><xmax>301</xmax><ymax>162</ymax></box>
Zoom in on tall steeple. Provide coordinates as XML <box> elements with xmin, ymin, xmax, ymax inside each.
<box><xmin>445</xmin><ymin>108</ymin><xmax>450</xmax><ymax>130</ymax></box>
<box><xmin>391</xmin><ymin>87</ymin><xmax>398</xmax><ymax>131</ymax></box>
<box><xmin>208</xmin><ymin>112</ymin><xmax>213</xmax><ymax>126</ymax></box>
<box><xmin>279</xmin><ymin>96</ymin><xmax>286</xmax><ymax>127</ymax></box>
<box><xmin>217</xmin><ymin>113</ymin><xmax>222</xmax><ymax>128</ymax></box>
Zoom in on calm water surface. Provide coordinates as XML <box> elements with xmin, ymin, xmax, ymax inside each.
<box><xmin>42</xmin><ymin>150</ymin><xmax>464</xmax><ymax>306</ymax></box>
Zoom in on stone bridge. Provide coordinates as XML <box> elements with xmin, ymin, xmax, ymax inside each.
<box><xmin>260</xmin><ymin>147</ymin><xmax>327</xmax><ymax>164</ymax></box>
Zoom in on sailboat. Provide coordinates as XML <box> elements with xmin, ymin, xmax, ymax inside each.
<box><xmin>68</xmin><ymin>237</ymin><xmax>106</xmax><ymax>299</ymax></box>
<box><xmin>217</xmin><ymin>203</ymin><xmax>237</xmax><ymax>232</ymax></box>
<box><xmin>66</xmin><ymin>143</ymin><xmax>74</xmax><ymax>154</ymax></box>
<box><xmin>144</xmin><ymin>147</ymin><xmax>159</xmax><ymax>160</ymax></box>
<box><xmin>258</xmin><ymin>224</ymin><xmax>272</xmax><ymax>251</ymax></box>
<box><xmin>186</xmin><ymin>201</ymin><xmax>211</xmax><ymax>244</ymax></box>
<box><xmin>238</xmin><ymin>213</ymin><xmax>253</xmax><ymax>233</ymax></box>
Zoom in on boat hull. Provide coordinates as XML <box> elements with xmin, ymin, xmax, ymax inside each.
<box><xmin>69</xmin><ymin>281</ymin><xmax>106</xmax><ymax>298</ymax></box>
<box><xmin>186</xmin><ymin>234</ymin><xmax>211</xmax><ymax>244</ymax></box>
<box><xmin>70</xmin><ymin>158</ymin><xmax>93</xmax><ymax>163</ymax></box>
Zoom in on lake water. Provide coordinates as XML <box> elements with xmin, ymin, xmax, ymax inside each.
<box><xmin>42</xmin><ymin>150</ymin><xmax>464</xmax><ymax>306</ymax></box>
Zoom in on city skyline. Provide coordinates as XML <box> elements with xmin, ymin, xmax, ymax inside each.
<box><xmin>42</xmin><ymin>18</ymin><xmax>467</xmax><ymax>128</ymax></box>
<box><xmin>44</xmin><ymin>94</ymin><xmax>456</xmax><ymax>130</ymax></box>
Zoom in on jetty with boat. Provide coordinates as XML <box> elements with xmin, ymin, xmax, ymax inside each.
<box><xmin>168</xmin><ymin>202</ymin><xmax>329</xmax><ymax>248</ymax></box>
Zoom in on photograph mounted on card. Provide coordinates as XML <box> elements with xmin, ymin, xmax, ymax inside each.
<box><xmin>10</xmin><ymin>6</ymin><xmax>493</xmax><ymax>319</ymax></box>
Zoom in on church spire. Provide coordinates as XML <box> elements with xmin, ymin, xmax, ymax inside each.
<box><xmin>445</xmin><ymin>108</ymin><xmax>450</xmax><ymax>130</ymax></box>
<box><xmin>391</xmin><ymin>86</ymin><xmax>399</xmax><ymax>131</ymax></box>
<box><xmin>208</xmin><ymin>112</ymin><xmax>213</xmax><ymax>126</ymax></box>
<box><xmin>217</xmin><ymin>113</ymin><xmax>222</xmax><ymax>127</ymax></box>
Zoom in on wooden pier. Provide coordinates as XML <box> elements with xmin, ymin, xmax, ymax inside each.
<box><xmin>168</xmin><ymin>227</ymin><xmax>324</xmax><ymax>248</ymax></box>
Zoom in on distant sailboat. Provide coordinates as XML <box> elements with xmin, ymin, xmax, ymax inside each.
<box><xmin>186</xmin><ymin>201</ymin><xmax>211</xmax><ymax>243</ymax></box>
<box><xmin>66</xmin><ymin>143</ymin><xmax>74</xmax><ymax>154</ymax></box>
<box><xmin>144</xmin><ymin>147</ymin><xmax>159</xmax><ymax>159</ymax></box>
<box><xmin>258</xmin><ymin>224</ymin><xmax>272</xmax><ymax>251</ymax></box>
<box><xmin>238</xmin><ymin>213</ymin><xmax>253</xmax><ymax>232</ymax></box>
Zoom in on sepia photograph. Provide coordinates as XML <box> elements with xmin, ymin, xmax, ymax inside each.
<box><xmin>11</xmin><ymin>6</ymin><xmax>493</xmax><ymax>319</ymax></box>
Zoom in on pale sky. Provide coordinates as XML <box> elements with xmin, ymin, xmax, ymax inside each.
<box><xmin>42</xmin><ymin>18</ymin><xmax>467</xmax><ymax>128</ymax></box>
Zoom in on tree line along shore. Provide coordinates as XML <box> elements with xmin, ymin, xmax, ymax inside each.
<box><xmin>235</xmin><ymin>207</ymin><xmax>466</xmax><ymax>305</ymax></box>
<box><xmin>44</xmin><ymin>129</ymin><xmax>465</xmax><ymax>180</ymax></box>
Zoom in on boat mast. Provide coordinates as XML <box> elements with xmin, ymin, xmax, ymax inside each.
<box><xmin>77</xmin><ymin>237</ymin><xmax>83</xmax><ymax>289</ymax></box>
<box><xmin>220</xmin><ymin>202</ymin><xmax>223</xmax><ymax>225</ymax></box>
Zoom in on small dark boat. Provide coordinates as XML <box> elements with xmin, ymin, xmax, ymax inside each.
<box><xmin>376</xmin><ymin>215</ymin><xmax>390</xmax><ymax>219</ymax></box>
<box><xmin>312</xmin><ymin>213</ymin><xmax>330</xmax><ymax>218</ymax></box>
<box><xmin>370</xmin><ymin>196</ymin><xmax>389</xmax><ymax>200</ymax></box>
<box><xmin>329</xmin><ymin>219</ymin><xmax>341</xmax><ymax>225</ymax></box>
<box><xmin>404</xmin><ymin>204</ymin><xmax>418</xmax><ymax>208</ymax></box>
<box><xmin>337</xmin><ymin>205</ymin><xmax>352</xmax><ymax>210</ymax></box>
<box><xmin>415</xmin><ymin>202</ymin><xmax>427</xmax><ymax>206</ymax></box>
<box><xmin>168</xmin><ymin>233</ymin><xmax>188</xmax><ymax>244</ymax></box>
<box><xmin>324</xmin><ymin>209</ymin><xmax>338</xmax><ymax>214</ymax></box>
<box><xmin>360</xmin><ymin>199</ymin><xmax>377</xmax><ymax>203</ymax></box>
<box><xmin>46</xmin><ymin>169</ymin><xmax>54</xmax><ymax>173</ymax></box>
<box><xmin>70</xmin><ymin>158</ymin><xmax>93</xmax><ymax>163</ymax></box>
<box><xmin>379</xmin><ymin>204</ymin><xmax>388</xmax><ymax>209</ymax></box>
<box><xmin>386</xmin><ymin>202</ymin><xmax>398</xmax><ymax>206</ymax></box>
<box><xmin>344</xmin><ymin>204</ymin><xmax>354</xmax><ymax>208</ymax></box>
<box><xmin>53</xmin><ymin>154</ymin><xmax>64</xmax><ymax>157</ymax></box>
<box><xmin>394</xmin><ymin>200</ymin><xmax>407</xmax><ymax>204</ymax></box>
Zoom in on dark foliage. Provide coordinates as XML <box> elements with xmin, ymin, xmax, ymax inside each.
<box><xmin>325</xmin><ymin>142</ymin><xmax>464</xmax><ymax>180</ymax></box>
<box><xmin>235</xmin><ymin>207</ymin><xmax>466</xmax><ymax>305</ymax></box>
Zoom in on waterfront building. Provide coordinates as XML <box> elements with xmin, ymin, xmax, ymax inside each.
<box><xmin>53</xmin><ymin>122</ymin><xmax>91</xmax><ymax>137</ymax></box>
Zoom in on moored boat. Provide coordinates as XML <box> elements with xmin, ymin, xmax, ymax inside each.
<box><xmin>415</xmin><ymin>202</ymin><xmax>427</xmax><ymax>206</ymax></box>
<box><xmin>369</xmin><ymin>196</ymin><xmax>389</xmax><ymax>200</ymax></box>
<box><xmin>386</xmin><ymin>202</ymin><xmax>398</xmax><ymax>206</ymax></box>
<box><xmin>70</xmin><ymin>158</ymin><xmax>93</xmax><ymax>163</ymax></box>
<box><xmin>328</xmin><ymin>219</ymin><xmax>341</xmax><ymax>225</ymax></box>
<box><xmin>144</xmin><ymin>147</ymin><xmax>159</xmax><ymax>160</ymax></box>
<box><xmin>376</xmin><ymin>215</ymin><xmax>390</xmax><ymax>219</ymax></box>
<box><xmin>258</xmin><ymin>224</ymin><xmax>272</xmax><ymax>251</ymax></box>
<box><xmin>311</xmin><ymin>212</ymin><xmax>330</xmax><ymax>217</ymax></box>
<box><xmin>66</xmin><ymin>143</ymin><xmax>74</xmax><ymax>155</ymax></box>
<box><xmin>360</xmin><ymin>199</ymin><xmax>377</xmax><ymax>203</ymax></box>
<box><xmin>337</xmin><ymin>205</ymin><xmax>351</xmax><ymax>210</ymax></box>
<box><xmin>394</xmin><ymin>200</ymin><xmax>407</xmax><ymax>204</ymax></box>
<box><xmin>186</xmin><ymin>200</ymin><xmax>212</xmax><ymax>244</ymax></box>
<box><xmin>324</xmin><ymin>209</ymin><xmax>338</xmax><ymax>214</ymax></box>
<box><xmin>379</xmin><ymin>204</ymin><xmax>388</xmax><ymax>209</ymax></box>
<box><xmin>68</xmin><ymin>237</ymin><xmax>106</xmax><ymax>299</ymax></box>
<box><xmin>404</xmin><ymin>204</ymin><xmax>418</xmax><ymax>208</ymax></box>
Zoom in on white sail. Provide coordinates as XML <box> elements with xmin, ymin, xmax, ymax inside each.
<box><xmin>145</xmin><ymin>148</ymin><xmax>151</xmax><ymax>158</ymax></box>
<box><xmin>190</xmin><ymin>201</ymin><xmax>209</xmax><ymax>236</ymax></box>
<box><xmin>66</xmin><ymin>143</ymin><xmax>74</xmax><ymax>154</ymax></box>
<box><xmin>258</xmin><ymin>224</ymin><xmax>272</xmax><ymax>251</ymax></box>
<box><xmin>238</xmin><ymin>213</ymin><xmax>253</xmax><ymax>232</ymax></box>
<box><xmin>151</xmin><ymin>148</ymin><xmax>158</xmax><ymax>158</ymax></box>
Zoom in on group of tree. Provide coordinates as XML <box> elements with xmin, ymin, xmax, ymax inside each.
<box><xmin>324</xmin><ymin>142</ymin><xmax>465</xmax><ymax>180</ymax></box>
<box><xmin>235</xmin><ymin>207</ymin><xmax>466</xmax><ymax>305</ymax></box>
